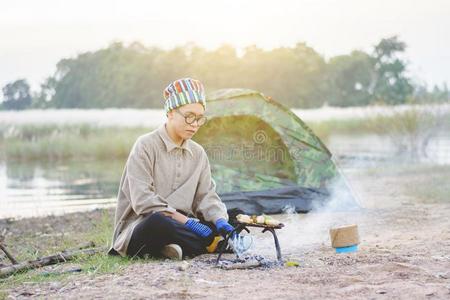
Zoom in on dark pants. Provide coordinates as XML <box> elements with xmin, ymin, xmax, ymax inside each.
<box><xmin>127</xmin><ymin>212</ymin><xmax>216</xmax><ymax>258</ymax></box>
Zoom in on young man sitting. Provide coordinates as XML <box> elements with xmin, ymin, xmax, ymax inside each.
<box><xmin>109</xmin><ymin>78</ymin><xmax>234</xmax><ymax>260</ymax></box>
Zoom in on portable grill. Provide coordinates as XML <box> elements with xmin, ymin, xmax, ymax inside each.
<box><xmin>216</xmin><ymin>221</ymin><xmax>284</xmax><ymax>265</ymax></box>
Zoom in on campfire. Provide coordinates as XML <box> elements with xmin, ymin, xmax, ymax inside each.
<box><xmin>215</xmin><ymin>214</ymin><xmax>285</xmax><ymax>269</ymax></box>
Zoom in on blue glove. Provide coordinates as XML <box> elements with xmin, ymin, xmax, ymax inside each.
<box><xmin>184</xmin><ymin>218</ymin><xmax>213</xmax><ymax>238</ymax></box>
<box><xmin>215</xmin><ymin>218</ymin><xmax>234</xmax><ymax>235</ymax></box>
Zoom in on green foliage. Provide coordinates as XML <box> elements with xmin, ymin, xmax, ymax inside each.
<box><xmin>413</xmin><ymin>83</ymin><xmax>450</xmax><ymax>104</ymax></box>
<box><xmin>327</xmin><ymin>36</ymin><xmax>415</xmax><ymax>106</ymax></box>
<box><xmin>0</xmin><ymin>124</ymin><xmax>149</xmax><ymax>161</ymax></box>
<box><xmin>3</xmin><ymin>36</ymin><xmax>442</xmax><ymax>110</ymax></box>
<box><xmin>371</xmin><ymin>36</ymin><xmax>414</xmax><ymax>104</ymax></box>
<box><xmin>1</xmin><ymin>79</ymin><xmax>32</xmax><ymax>110</ymax></box>
<box><xmin>43</xmin><ymin>41</ymin><xmax>330</xmax><ymax>108</ymax></box>
<box><xmin>327</xmin><ymin>51</ymin><xmax>374</xmax><ymax>106</ymax></box>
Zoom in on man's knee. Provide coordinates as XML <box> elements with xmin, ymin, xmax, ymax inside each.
<box><xmin>142</xmin><ymin>212</ymin><xmax>178</xmax><ymax>234</ymax></box>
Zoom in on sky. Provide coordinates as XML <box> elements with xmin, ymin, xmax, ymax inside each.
<box><xmin>1</xmin><ymin>0</ymin><xmax>449</xmax><ymax>90</ymax></box>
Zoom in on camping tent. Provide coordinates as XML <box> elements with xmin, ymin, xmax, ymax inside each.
<box><xmin>193</xmin><ymin>88</ymin><xmax>355</xmax><ymax>214</ymax></box>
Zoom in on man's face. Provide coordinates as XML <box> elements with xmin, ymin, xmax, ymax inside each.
<box><xmin>167</xmin><ymin>103</ymin><xmax>206</xmax><ymax>140</ymax></box>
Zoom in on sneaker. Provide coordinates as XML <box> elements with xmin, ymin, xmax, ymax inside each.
<box><xmin>161</xmin><ymin>244</ymin><xmax>182</xmax><ymax>260</ymax></box>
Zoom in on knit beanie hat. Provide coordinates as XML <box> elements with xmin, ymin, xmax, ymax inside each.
<box><xmin>163</xmin><ymin>78</ymin><xmax>206</xmax><ymax>113</ymax></box>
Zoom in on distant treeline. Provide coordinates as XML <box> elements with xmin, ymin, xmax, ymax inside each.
<box><xmin>1</xmin><ymin>36</ymin><xmax>449</xmax><ymax>110</ymax></box>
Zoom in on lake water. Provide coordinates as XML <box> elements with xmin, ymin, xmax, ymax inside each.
<box><xmin>0</xmin><ymin>160</ymin><xmax>123</xmax><ymax>218</ymax></box>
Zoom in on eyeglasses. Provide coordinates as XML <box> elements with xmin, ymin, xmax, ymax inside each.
<box><xmin>175</xmin><ymin>109</ymin><xmax>207</xmax><ymax>126</ymax></box>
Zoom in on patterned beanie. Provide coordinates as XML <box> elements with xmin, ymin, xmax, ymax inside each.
<box><xmin>163</xmin><ymin>78</ymin><xmax>206</xmax><ymax>113</ymax></box>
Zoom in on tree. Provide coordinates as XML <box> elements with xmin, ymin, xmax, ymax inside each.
<box><xmin>32</xmin><ymin>77</ymin><xmax>57</xmax><ymax>108</ymax></box>
<box><xmin>240</xmin><ymin>43</ymin><xmax>328</xmax><ymax>108</ymax></box>
<box><xmin>327</xmin><ymin>51</ymin><xmax>373</xmax><ymax>106</ymax></box>
<box><xmin>1</xmin><ymin>79</ymin><xmax>32</xmax><ymax>110</ymax></box>
<box><xmin>37</xmin><ymin>37</ymin><xmax>420</xmax><ymax>109</ymax></box>
<box><xmin>414</xmin><ymin>83</ymin><xmax>450</xmax><ymax>103</ymax></box>
<box><xmin>49</xmin><ymin>42</ymin><xmax>165</xmax><ymax>108</ymax></box>
<box><xmin>188</xmin><ymin>44</ymin><xmax>241</xmax><ymax>90</ymax></box>
<box><xmin>371</xmin><ymin>36</ymin><xmax>413</xmax><ymax>104</ymax></box>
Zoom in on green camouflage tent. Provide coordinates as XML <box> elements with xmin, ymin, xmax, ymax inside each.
<box><xmin>193</xmin><ymin>88</ymin><xmax>355</xmax><ymax>214</ymax></box>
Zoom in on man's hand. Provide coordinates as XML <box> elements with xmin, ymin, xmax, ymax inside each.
<box><xmin>161</xmin><ymin>211</ymin><xmax>189</xmax><ymax>224</ymax></box>
<box><xmin>215</xmin><ymin>218</ymin><xmax>234</xmax><ymax>236</ymax></box>
<box><xmin>184</xmin><ymin>218</ymin><xmax>213</xmax><ymax>238</ymax></box>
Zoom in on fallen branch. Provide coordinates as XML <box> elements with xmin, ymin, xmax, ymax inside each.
<box><xmin>0</xmin><ymin>246</ymin><xmax>104</xmax><ymax>278</ymax></box>
<box><xmin>0</xmin><ymin>243</ymin><xmax>18</xmax><ymax>265</ymax></box>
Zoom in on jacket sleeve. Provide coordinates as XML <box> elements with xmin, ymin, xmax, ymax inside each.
<box><xmin>192</xmin><ymin>150</ymin><xmax>228</xmax><ymax>223</ymax></box>
<box><xmin>122</xmin><ymin>139</ymin><xmax>176</xmax><ymax>215</ymax></box>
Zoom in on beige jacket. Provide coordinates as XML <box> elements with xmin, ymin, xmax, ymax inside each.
<box><xmin>109</xmin><ymin>124</ymin><xmax>228</xmax><ymax>256</ymax></box>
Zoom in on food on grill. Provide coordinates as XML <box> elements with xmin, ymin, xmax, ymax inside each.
<box><xmin>256</xmin><ymin>215</ymin><xmax>265</xmax><ymax>224</ymax></box>
<box><xmin>236</xmin><ymin>214</ymin><xmax>253</xmax><ymax>224</ymax></box>
<box><xmin>236</xmin><ymin>214</ymin><xmax>281</xmax><ymax>226</ymax></box>
<box><xmin>264</xmin><ymin>218</ymin><xmax>281</xmax><ymax>226</ymax></box>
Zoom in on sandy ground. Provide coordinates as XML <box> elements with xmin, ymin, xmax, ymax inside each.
<box><xmin>2</xmin><ymin>166</ymin><xmax>450</xmax><ymax>299</ymax></box>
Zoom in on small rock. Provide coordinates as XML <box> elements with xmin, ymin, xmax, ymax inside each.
<box><xmin>178</xmin><ymin>260</ymin><xmax>190</xmax><ymax>271</ymax></box>
<box><xmin>49</xmin><ymin>282</ymin><xmax>62</xmax><ymax>290</ymax></box>
<box><xmin>375</xmin><ymin>289</ymin><xmax>387</xmax><ymax>294</ymax></box>
<box><xmin>436</xmin><ymin>272</ymin><xmax>449</xmax><ymax>279</ymax></box>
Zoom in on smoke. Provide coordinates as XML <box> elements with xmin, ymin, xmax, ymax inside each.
<box><xmin>247</xmin><ymin>163</ymin><xmax>365</xmax><ymax>259</ymax></box>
